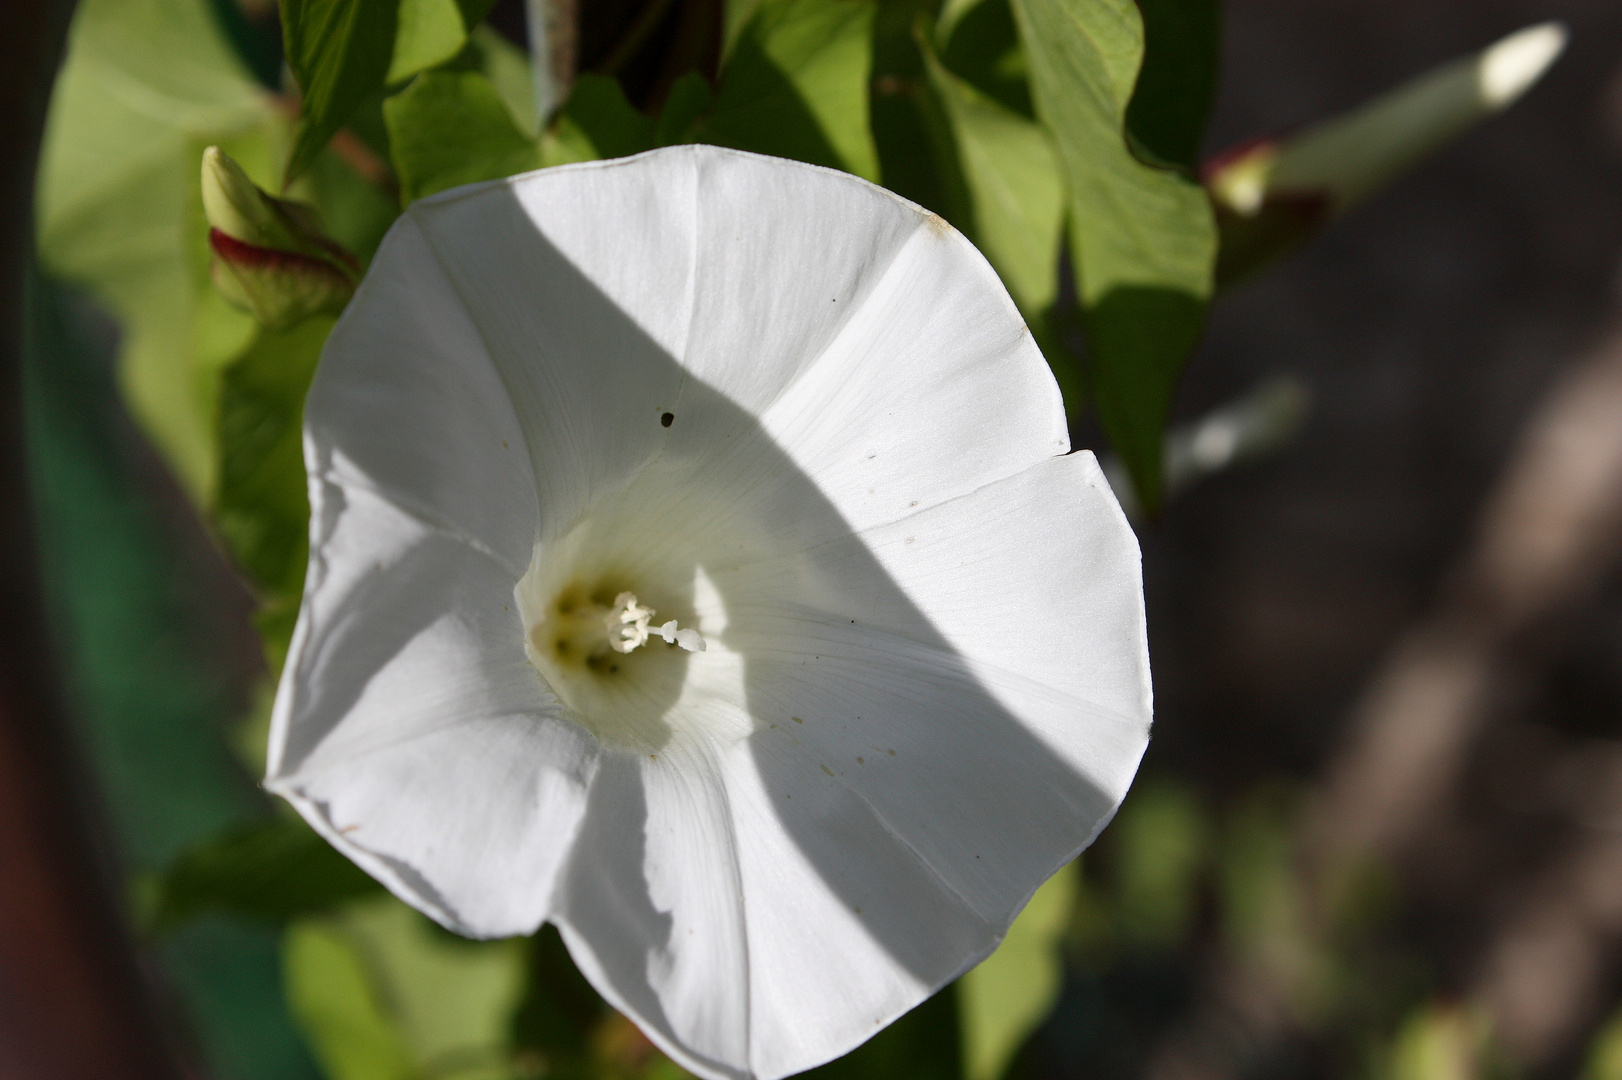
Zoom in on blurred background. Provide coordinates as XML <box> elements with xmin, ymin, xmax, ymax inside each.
<box><xmin>11</xmin><ymin>0</ymin><xmax>1622</xmax><ymax>1078</ymax></box>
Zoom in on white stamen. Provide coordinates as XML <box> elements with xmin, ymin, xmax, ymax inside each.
<box><xmin>606</xmin><ymin>592</ymin><xmax>655</xmax><ymax>653</ymax></box>
<box><xmin>606</xmin><ymin>593</ymin><xmax>706</xmax><ymax>654</ymax></box>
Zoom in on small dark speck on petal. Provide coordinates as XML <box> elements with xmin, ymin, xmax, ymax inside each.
<box><xmin>660</xmin><ymin>412</ymin><xmax>674</xmax><ymax>427</ymax></box>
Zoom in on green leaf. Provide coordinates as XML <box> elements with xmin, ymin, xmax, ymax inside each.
<box><xmin>215</xmin><ymin>316</ymin><xmax>333</xmax><ymax>601</ymax></box>
<box><xmin>282</xmin><ymin>0</ymin><xmax>402</xmax><ymax>182</ymax></box>
<box><xmin>144</xmin><ymin>817</ymin><xmax>384</xmax><ymax>936</ymax></box>
<box><xmin>1085</xmin><ymin>287</ymin><xmax>1206</xmax><ymax>509</ymax></box>
<box><xmin>545</xmin><ymin>73</ymin><xmax>655</xmax><ymax>165</ymax></box>
<box><xmin>389</xmin><ymin>0</ymin><xmax>499</xmax><ymax>84</ymax></box>
<box><xmin>385</xmin><ymin>70</ymin><xmax>543</xmax><ymax>204</ymax></box>
<box><xmin>1381</xmin><ymin>1005</ymin><xmax>1487</xmax><ymax>1080</ymax></box>
<box><xmin>510</xmin><ymin>925</ymin><xmax>606</xmax><ymax>1068</ymax></box>
<box><xmin>283</xmin><ymin>0</ymin><xmax>504</xmax><ymax>181</ymax></box>
<box><xmin>694</xmin><ymin>0</ymin><xmax>881</xmax><ymax>180</ymax></box>
<box><xmin>390</xmin><ymin>0</ymin><xmax>469</xmax><ymax>84</ymax></box>
<box><xmin>1010</xmin><ymin>0</ymin><xmax>1217</xmax><ymax>511</ymax></box>
<box><xmin>465</xmin><ymin>23</ymin><xmax>540</xmax><ymax>136</ymax></box>
<box><xmin>958</xmin><ymin>864</ymin><xmax>1076</xmax><ymax>1080</ymax></box>
<box><xmin>36</xmin><ymin>0</ymin><xmax>284</xmax><ymax>504</ymax></box>
<box><xmin>655</xmin><ymin>71</ymin><xmax>715</xmax><ymax>147</ymax></box>
<box><xmin>285</xmin><ymin>897</ymin><xmax>528</xmax><ymax>1080</ymax></box>
<box><xmin>284</xmin><ymin>914</ymin><xmax>417</xmax><ymax>1080</ymax></box>
<box><xmin>1123</xmin><ymin>0</ymin><xmax>1220</xmax><ymax>173</ymax></box>
<box><xmin>1582</xmin><ymin>1006</ymin><xmax>1622</xmax><ymax>1080</ymax></box>
<box><xmin>937</xmin><ymin>0</ymin><xmax>1033</xmax><ymax>119</ymax></box>
<box><xmin>1111</xmin><ymin>781</ymin><xmax>1208</xmax><ymax>948</ymax></box>
<box><xmin>919</xmin><ymin>38</ymin><xmax>1061</xmax><ymax>317</ymax></box>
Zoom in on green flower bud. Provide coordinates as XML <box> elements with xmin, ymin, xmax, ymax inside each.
<box><xmin>202</xmin><ymin>146</ymin><xmax>359</xmax><ymax>329</ymax></box>
<box><xmin>1207</xmin><ymin>22</ymin><xmax>1565</xmax><ymax>287</ymax></box>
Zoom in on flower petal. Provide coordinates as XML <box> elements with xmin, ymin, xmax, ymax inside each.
<box><xmin>403</xmin><ymin>155</ymin><xmax>698</xmax><ymax>539</ymax></box>
<box><xmin>275</xmin><ymin>146</ymin><xmax>1149</xmax><ymax>1080</ymax></box>
<box><xmin>306</xmin><ymin>215</ymin><xmax>538</xmax><ymax>571</ymax></box>
<box><xmin>718</xmin><ymin>452</ymin><xmax>1150</xmax><ymax>915</ymax></box>
<box><xmin>679</xmin><ymin>149</ymin><xmax>922</xmax><ymax>417</ymax></box>
<box><xmin>551</xmin><ymin>735</ymin><xmax>993</xmax><ymax>1080</ymax></box>
<box><xmin>642</xmin><ymin>451</ymin><xmax>1146</xmax><ymax>1076</ymax></box>
<box><xmin>551</xmin><ymin>746</ymin><xmax>751</xmax><ymax>1078</ymax></box>
<box><xmin>748</xmin><ymin>212</ymin><xmax>1069</xmax><ymax>535</ymax></box>
<box><xmin>268</xmin><ymin>479</ymin><xmax>596</xmax><ymax>936</ymax></box>
<box><xmin>679</xmin><ymin>148</ymin><xmax>1068</xmax><ymax>541</ymax></box>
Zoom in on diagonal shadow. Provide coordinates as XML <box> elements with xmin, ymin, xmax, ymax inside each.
<box><xmin>286</xmin><ymin>159</ymin><xmax>1136</xmax><ymax>1073</ymax></box>
<box><xmin>448</xmin><ymin>181</ymin><xmax>1122</xmax><ymax>990</ymax></box>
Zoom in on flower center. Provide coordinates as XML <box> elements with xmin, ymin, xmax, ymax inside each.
<box><xmin>513</xmin><ymin>510</ymin><xmax>715</xmax><ymax>751</ymax></box>
<box><xmin>536</xmin><ymin>588</ymin><xmax>705</xmax><ymax>671</ymax></box>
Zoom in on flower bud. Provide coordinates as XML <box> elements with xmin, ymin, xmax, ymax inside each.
<box><xmin>1207</xmin><ymin>22</ymin><xmax>1565</xmax><ymax>286</ymax></box>
<box><xmin>201</xmin><ymin>146</ymin><xmax>359</xmax><ymax>329</ymax></box>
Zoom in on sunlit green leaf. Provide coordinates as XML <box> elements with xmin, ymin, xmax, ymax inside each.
<box><xmin>144</xmin><ymin>816</ymin><xmax>384</xmax><ymax>936</ymax></box>
<box><xmin>389</xmin><ymin>0</ymin><xmax>499</xmax><ymax>84</ymax></box>
<box><xmin>386</xmin><ymin>70</ymin><xmax>543</xmax><ymax>204</ymax></box>
<box><xmin>36</xmin><ymin>0</ymin><xmax>284</xmax><ymax>503</ymax></box>
<box><xmin>465</xmin><ymin>23</ymin><xmax>540</xmax><ymax>136</ymax></box>
<box><xmin>958</xmin><ymin>863</ymin><xmax>1076</xmax><ymax>1080</ymax></box>
<box><xmin>1010</xmin><ymin>0</ymin><xmax>1217</xmax><ymax>510</ymax></box>
<box><xmin>283</xmin><ymin>0</ymin><xmax>506</xmax><ymax>180</ymax></box>
<box><xmin>281</xmin><ymin>0</ymin><xmax>401</xmax><ymax>182</ymax></box>
<box><xmin>695</xmin><ymin>0</ymin><xmax>880</xmax><ymax>180</ymax></box>
<box><xmin>286</xmin><ymin>897</ymin><xmax>528</xmax><ymax>1080</ymax></box>
<box><xmin>285</xmin><ymin>915</ymin><xmax>417</xmax><ymax>1080</ymax></box>
<box><xmin>919</xmin><ymin>38</ymin><xmax>1061</xmax><ymax>316</ymax></box>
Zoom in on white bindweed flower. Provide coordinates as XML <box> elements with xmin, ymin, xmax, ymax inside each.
<box><xmin>266</xmin><ymin>145</ymin><xmax>1151</xmax><ymax>1080</ymax></box>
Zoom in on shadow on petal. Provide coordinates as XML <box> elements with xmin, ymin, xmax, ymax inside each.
<box><xmin>280</xmin><ymin>150</ymin><xmax>1146</xmax><ymax>1080</ymax></box>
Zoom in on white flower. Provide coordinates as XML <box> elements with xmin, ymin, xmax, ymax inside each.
<box><xmin>266</xmin><ymin>145</ymin><xmax>1151</xmax><ymax>1080</ymax></box>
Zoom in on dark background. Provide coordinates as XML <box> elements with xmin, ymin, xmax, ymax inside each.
<box><xmin>1058</xmin><ymin>0</ymin><xmax>1622</xmax><ymax>1077</ymax></box>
